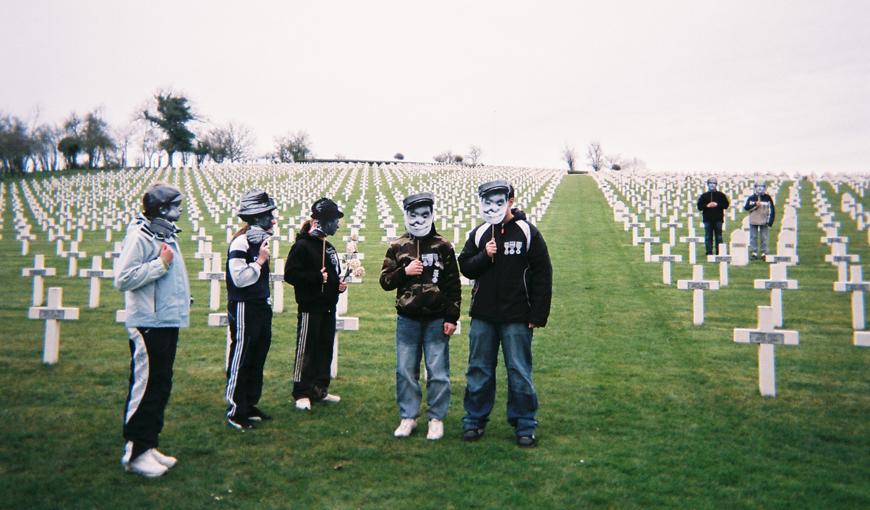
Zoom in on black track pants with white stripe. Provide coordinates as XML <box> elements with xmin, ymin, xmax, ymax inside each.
<box><xmin>123</xmin><ymin>327</ymin><xmax>178</xmax><ymax>460</ymax></box>
<box><xmin>226</xmin><ymin>300</ymin><xmax>273</xmax><ymax>419</ymax></box>
<box><xmin>292</xmin><ymin>310</ymin><xmax>336</xmax><ymax>400</ymax></box>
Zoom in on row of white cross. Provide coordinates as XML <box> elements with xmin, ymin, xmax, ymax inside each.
<box><xmin>593</xmin><ymin>171</ymin><xmax>869</xmax><ymax>397</ymax></box>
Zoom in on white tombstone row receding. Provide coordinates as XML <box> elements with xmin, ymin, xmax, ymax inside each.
<box><xmin>733</xmin><ymin>305</ymin><xmax>799</xmax><ymax>397</ymax></box>
<box><xmin>22</xmin><ymin>254</ymin><xmax>57</xmax><ymax>306</ymax></box>
<box><xmin>27</xmin><ymin>287</ymin><xmax>80</xmax><ymax>365</ymax></box>
<box><xmin>753</xmin><ymin>263</ymin><xmax>798</xmax><ymax>328</ymax></box>
<box><xmin>651</xmin><ymin>244</ymin><xmax>682</xmax><ymax>285</ymax></box>
<box><xmin>677</xmin><ymin>265</ymin><xmax>720</xmax><ymax>326</ymax></box>
<box><xmin>833</xmin><ymin>265</ymin><xmax>870</xmax><ymax>331</ymax></box>
<box><xmin>78</xmin><ymin>255</ymin><xmax>114</xmax><ymax>308</ymax></box>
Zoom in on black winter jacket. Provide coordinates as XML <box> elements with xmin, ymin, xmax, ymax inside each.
<box><xmin>458</xmin><ymin>209</ymin><xmax>552</xmax><ymax>327</ymax></box>
<box><xmin>697</xmin><ymin>190</ymin><xmax>730</xmax><ymax>223</ymax></box>
<box><xmin>284</xmin><ymin>230</ymin><xmax>342</xmax><ymax>312</ymax></box>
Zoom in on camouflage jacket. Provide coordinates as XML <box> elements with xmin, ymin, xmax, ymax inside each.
<box><xmin>379</xmin><ymin>231</ymin><xmax>461</xmax><ymax>324</ymax></box>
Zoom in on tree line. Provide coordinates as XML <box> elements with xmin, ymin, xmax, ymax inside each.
<box><xmin>0</xmin><ymin>91</ymin><xmax>314</xmax><ymax>176</ymax></box>
<box><xmin>562</xmin><ymin>141</ymin><xmax>646</xmax><ymax>173</ymax></box>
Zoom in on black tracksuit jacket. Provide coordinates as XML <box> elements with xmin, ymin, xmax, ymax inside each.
<box><xmin>283</xmin><ymin>230</ymin><xmax>341</xmax><ymax>312</ymax></box>
<box><xmin>697</xmin><ymin>190</ymin><xmax>730</xmax><ymax>223</ymax></box>
<box><xmin>458</xmin><ymin>209</ymin><xmax>552</xmax><ymax>327</ymax></box>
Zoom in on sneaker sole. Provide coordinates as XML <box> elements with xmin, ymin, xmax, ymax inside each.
<box><xmin>227</xmin><ymin>420</ymin><xmax>253</xmax><ymax>431</ymax></box>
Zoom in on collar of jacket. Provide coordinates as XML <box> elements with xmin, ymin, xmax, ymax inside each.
<box><xmin>137</xmin><ymin>213</ymin><xmax>180</xmax><ymax>241</ymax></box>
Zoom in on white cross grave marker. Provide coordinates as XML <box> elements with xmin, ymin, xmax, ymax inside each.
<box><xmin>651</xmin><ymin>244</ymin><xmax>682</xmax><ymax>285</ymax></box>
<box><xmin>78</xmin><ymin>255</ymin><xmax>114</xmax><ymax>308</ymax></box>
<box><xmin>707</xmin><ymin>243</ymin><xmax>732</xmax><ymax>287</ymax></box>
<box><xmin>27</xmin><ymin>287</ymin><xmax>80</xmax><ymax>365</ymax></box>
<box><xmin>753</xmin><ymin>263</ymin><xmax>798</xmax><ymax>327</ymax></box>
<box><xmin>833</xmin><ymin>265</ymin><xmax>870</xmax><ymax>330</ymax></box>
<box><xmin>677</xmin><ymin>265</ymin><xmax>720</xmax><ymax>325</ymax></box>
<box><xmin>733</xmin><ymin>305</ymin><xmax>799</xmax><ymax>397</ymax></box>
<box><xmin>198</xmin><ymin>253</ymin><xmax>225</xmax><ymax>311</ymax></box>
<box><xmin>22</xmin><ymin>254</ymin><xmax>57</xmax><ymax>306</ymax></box>
<box><xmin>269</xmin><ymin>258</ymin><xmax>286</xmax><ymax>313</ymax></box>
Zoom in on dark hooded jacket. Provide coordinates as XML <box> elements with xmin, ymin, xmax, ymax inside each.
<box><xmin>284</xmin><ymin>224</ymin><xmax>341</xmax><ymax>312</ymax></box>
<box><xmin>379</xmin><ymin>228</ymin><xmax>461</xmax><ymax>324</ymax></box>
<box><xmin>458</xmin><ymin>209</ymin><xmax>552</xmax><ymax>327</ymax></box>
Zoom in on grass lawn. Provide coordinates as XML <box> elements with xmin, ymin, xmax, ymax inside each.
<box><xmin>0</xmin><ymin>172</ymin><xmax>868</xmax><ymax>509</ymax></box>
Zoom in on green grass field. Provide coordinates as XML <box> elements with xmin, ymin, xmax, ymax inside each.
<box><xmin>0</xmin><ymin>172</ymin><xmax>868</xmax><ymax>509</ymax></box>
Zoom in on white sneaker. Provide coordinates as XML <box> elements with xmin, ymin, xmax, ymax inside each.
<box><xmin>321</xmin><ymin>393</ymin><xmax>341</xmax><ymax>403</ymax></box>
<box><xmin>149</xmin><ymin>448</ymin><xmax>177</xmax><ymax>469</ymax></box>
<box><xmin>295</xmin><ymin>397</ymin><xmax>312</xmax><ymax>411</ymax></box>
<box><xmin>394</xmin><ymin>418</ymin><xmax>417</xmax><ymax>437</ymax></box>
<box><xmin>125</xmin><ymin>451</ymin><xmax>168</xmax><ymax>478</ymax></box>
<box><xmin>427</xmin><ymin>419</ymin><xmax>444</xmax><ymax>440</ymax></box>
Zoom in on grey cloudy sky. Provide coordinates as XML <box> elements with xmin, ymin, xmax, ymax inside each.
<box><xmin>2</xmin><ymin>0</ymin><xmax>868</xmax><ymax>172</ymax></box>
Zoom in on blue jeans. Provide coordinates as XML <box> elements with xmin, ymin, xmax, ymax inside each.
<box><xmin>395</xmin><ymin>315</ymin><xmax>450</xmax><ymax>420</ymax></box>
<box><xmin>463</xmin><ymin>319</ymin><xmax>538</xmax><ymax>437</ymax></box>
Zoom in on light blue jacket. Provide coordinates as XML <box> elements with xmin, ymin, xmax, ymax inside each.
<box><xmin>114</xmin><ymin>215</ymin><xmax>190</xmax><ymax>328</ymax></box>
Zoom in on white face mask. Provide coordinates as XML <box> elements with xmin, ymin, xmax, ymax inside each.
<box><xmin>480</xmin><ymin>193</ymin><xmax>509</xmax><ymax>225</ymax></box>
<box><xmin>404</xmin><ymin>205</ymin><xmax>434</xmax><ymax>238</ymax></box>
<box><xmin>754</xmin><ymin>186</ymin><xmax>765</xmax><ymax>195</ymax></box>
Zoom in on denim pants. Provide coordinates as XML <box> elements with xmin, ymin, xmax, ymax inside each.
<box><xmin>462</xmin><ymin>319</ymin><xmax>538</xmax><ymax>437</ymax></box>
<box><xmin>749</xmin><ymin>224</ymin><xmax>769</xmax><ymax>255</ymax></box>
<box><xmin>395</xmin><ymin>315</ymin><xmax>450</xmax><ymax>420</ymax></box>
<box><xmin>704</xmin><ymin>221</ymin><xmax>724</xmax><ymax>255</ymax></box>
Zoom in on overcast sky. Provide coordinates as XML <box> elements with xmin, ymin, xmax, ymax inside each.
<box><xmin>2</xmin><ymin>1</ymin><xmax>868</xmax><ymax>172</ymax></box>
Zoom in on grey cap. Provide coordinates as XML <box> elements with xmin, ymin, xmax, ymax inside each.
<box><xmin>478</xmin><ymin>179</ymin><xmax>514</xmax><ymax>198</ymax></box>
<box><xmin>402</xmin><ymin>192</ymin><xmax>434</xmax><ymax>211</ymax></box>
<box><xmin>311</xmin><ymin>197</ymin><xmax>344</xmax><ymax>220</ymax></box>
<box><xmin>142</xmin><ymin>183</ymin><xmax>182</xmax><ymax>217</ymax></box>
<box><xmin>707</xmin><ymin>177</ymin><xmax>718</xmax><ymax>184</ymax></box>
<box><xmin>238</xmin><ymin>188</ymin><xmax>276</xmax><ymax>217</ymax></box>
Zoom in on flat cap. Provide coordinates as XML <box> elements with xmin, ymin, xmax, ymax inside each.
<box><xmin>477</xmin><ymin>179</ymin><xmax>514</xmax><ymax>198</ymax></box>
<box><xmin>402</xmin><ymin>192</ymin><xmax>434</xmax><ymax>210</ymax></box>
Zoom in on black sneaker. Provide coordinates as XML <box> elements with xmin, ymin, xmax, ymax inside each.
<box><xmin>517</xmin><ymin>435</ymin><xmax>538</xmax><ymax>448</ymax></box>
<box><xmin>227</xmin><ymin>416</ymin><xmax>255</xmax><ymax>431</ymax></box>
<box><xmin>248</xmin><ymin>407</ymin><xmax>272</xmax><ymax>422</ymax></box>
<box><xmin>463</xmin><ymin>428</ymin><xmax>485</xmax><ymax>442</ymax></box>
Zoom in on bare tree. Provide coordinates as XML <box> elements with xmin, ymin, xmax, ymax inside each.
<box><xmin>433</xmin><ymin>150</ymin><xmax>456</xmax><ymax>163</ymax></box>
<box><xmin>204</xmin><ymin>122</ymin><xmax>256</xmax><ymax>163</ymax></box>
<box><xmin>586</xmin><ymin>141</ymin><xmax>604</xmax><ymax>172</ymax></box>
<box><xmin>466</xmin><ymin>145</ymin><xmax>482</xmax><ymax>166</ymax></box>
<box><xmin>562</xmin><ymin>144</ymin><xmax>577</xmax><ymax>172</ymax></box>
<box><xmin>273</xmin><ymin>131</ymin><xmax>312</xmax><ymax>162</ymax></box>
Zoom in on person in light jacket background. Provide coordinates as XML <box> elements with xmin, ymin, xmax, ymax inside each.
<box><xmin>115</xmin><ymin>182</ymin><xmax>190</xmax><ymax>478</ymax></box>
<box><xmin>744</xmin><ymin>181</ymin><xmax>776</xmax><ymax>260</ymax></box>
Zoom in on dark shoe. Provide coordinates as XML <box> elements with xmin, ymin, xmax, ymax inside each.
<box><xmin>463</xmin><ymin>428</ymin><xmax>485</xmax><ymax>442</ymax></box>
<box><xmin>227</xmin><ymin>416</ymin><xmax>255</xmax><ymax>431</ymax></box>
<box><xmin>248</xmin><ymin>406</ymin><xmax>272</xmax><ymax>422</ymax></box>
<box><xmin>517</xmin><ymin>435</ymin><xmax>538</xmax><ymax>448</ymax></box>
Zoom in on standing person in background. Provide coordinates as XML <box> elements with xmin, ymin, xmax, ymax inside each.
<box><xmin>744</xmin><ymin>181</ymin><xmax>776</xmax><ymax>260</ymax></box>
<box><xmin>697</xmin><ymin>177</ymin><xmax>730</xmax><ymax>256</ymax></box>
<box><xmin>458</xmin><ymin>180</ymin><xmax>552</xmax><ymax>448</ymax></box>
<box><xmin>115</xmin><ymin>183</ymin><xmax>190</xmax><ymax>478</ymax></box>
<box><xmin>380</xmin><ymin>192</ymin><xmax>461</xmax><ymax>441</ymax></box>
<box><xmin>284</xmin><ymin>198</ymin><xmax>347</xmax><ymax>411</ymax></box>
<box><xmin>225</xmin><ymin>189</ymin><xmax>277</xmax><ymax>431</ymax></box>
